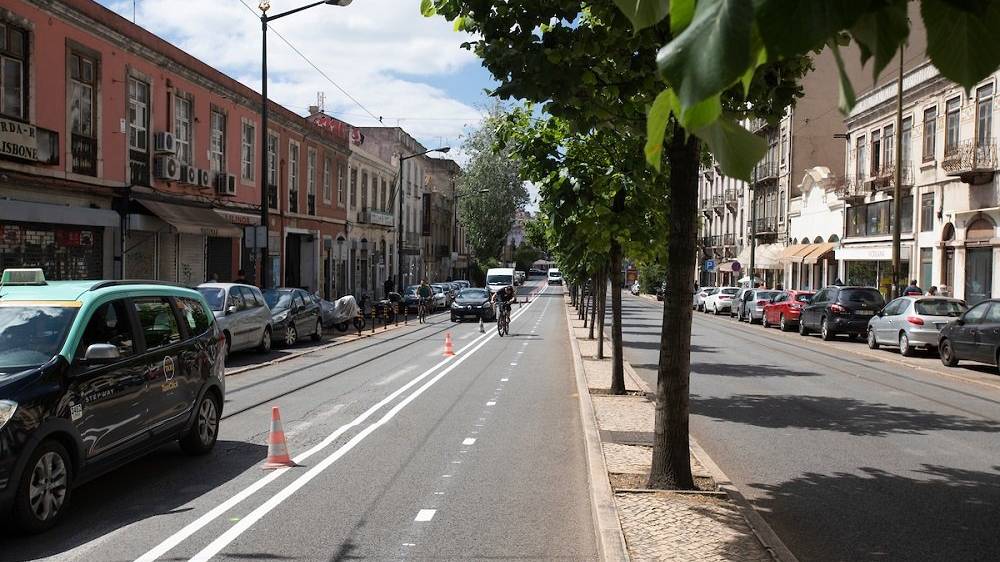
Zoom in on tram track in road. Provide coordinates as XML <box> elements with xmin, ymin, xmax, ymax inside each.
<box><xmin>624</xmin><ymin>295</ymin><xmax>1000</xmax><ymax>420</ymax></box>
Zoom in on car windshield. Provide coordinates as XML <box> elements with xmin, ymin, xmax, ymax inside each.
<box><xmin>0</xmin><ymin>306</ymin><xmax>77</xmax><ymax>373</ymax></box>
<box><xmin>549</xmin><ymin>272</ymin><xmax>561</xmax><ymax>277</ymax></box>
<box><xmin>915</xmin><ymin>299</ymin><xmax>967</xmax><ymax>317</ymax></box>
<box><xmin>755</xmin><ymin>291</ymin><xmax>779</xmax><ymax>300</ymax></box>
<box><xmin>458</xmin><ymin>289</ymin><xmax>488</xmax><ymax>299</ymax></box>
<box><xmin>197</xmin><ymin>287</ymin><xmax>226</xmax><ymax>311</ymax></box>
<box><xmin>262</xmin><ymin>290</ymin><xmax>293</xmax><ymax>311</ymax></box>
<box><xmin>721</xmin><ymin>288</ymin><xmax>739</xmax><ymax>295</ymax></box>
<box><xmin>795</xmin><ymin>293</ymin><xmax>814</xmax><ymax>303</ymax></box>
<box><xmin>706</xmin><ymin>288</ymin><xmax>720</xmax><ymax>295</ymax></box>
<box><xmin>841</xmin><ymin>289</ymin><xmax>885</xmax><ymax>306</ymax></box>
<box><xmin>487</xmin><ymin>275</ymin><xmax>513</xmax><ymax>285</ymax></box>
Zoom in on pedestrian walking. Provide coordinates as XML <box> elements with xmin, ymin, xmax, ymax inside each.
<box><xmin>926</xmin><ymin>286</ymin><xmax>938</xmax><ymax>296</ymax></box>
<box><xmin>902</xmin><ymin>279</ymin><xmax>923</xmax><ymax>296</ymax></box>
<box><xmin>384</xmin><ymin>277</ymin><xmax>394</xmax><ymax>300</ymax></box>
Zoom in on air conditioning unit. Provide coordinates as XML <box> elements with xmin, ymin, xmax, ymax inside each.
<box><xmin>180</xmin><ymin>164</ymin><xmax>198</xmax><ymax>185</ymax></box>
<box><xmin>215</xmin><ymin>173</ymin><xmax>236</xmax><ymax>196</ymax></box>
<box><xmin>153</xmin><ymin>155</ymin><xmax>180</xmax><ymax>181</ymax></box>
<box><xmin>153</xmin><ymin>132</ymin><xmax>177</xmax><ymax>154</ymax></box>
<box><xmin>198</xmin><ymin>169</ymin><xmax>211</xmax><ymax>188</ymax></box>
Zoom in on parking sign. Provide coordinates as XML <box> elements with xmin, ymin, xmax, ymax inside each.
<box><xmin>704</xmin><ymin>259</ymin><xmax>716</xmax><ymax>272</ymax></box>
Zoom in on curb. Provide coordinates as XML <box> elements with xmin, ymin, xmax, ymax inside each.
<box><xmin>587</xmin><ymin>292</ymin><xmax>798</xmax><ymax>562</ymax></box>
<box><xmin>224</xmin><ymin>315</ymin><xmax>420</xmax><ymax>377</ymax></box>
<box><xmin>563</xmin><ymin>298</ymin><xmax>631</xmax><ymax>562</ymax></box>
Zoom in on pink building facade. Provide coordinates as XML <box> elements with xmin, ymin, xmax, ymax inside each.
<box><xmin>0</xmin><ymin>0</ymin><xmax>350</xmax><ymax>295</ymax></box>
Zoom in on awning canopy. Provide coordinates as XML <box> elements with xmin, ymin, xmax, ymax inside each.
<box><xmin>778</xmin><ymin>244</ymin><xmax>812</xmax><ymax>265</ymax></box>
<box><xmin>138</xmin><ymin>200</ymin><xmax>242</xmax><ymax>238</ymax></box>
<box><xmin>801</xmin><ymin>242</ymin><xmax>837</xmax><ymax>264</ymax></box>
<box><xmin>753</xmin><ymin>243</ymin><xmax>784</xmax><ymax>269</ymax></box>
<box><xmin>717</xmin><ymin>260</ymin><xmax>740</xmax><ymax>273</ymax></box>
<box><xmin>0</xmin><ymin>199</ymin><xmax>119</xmax><ymax>227</ymax></box>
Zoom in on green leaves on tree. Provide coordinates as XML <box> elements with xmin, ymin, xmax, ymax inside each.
<box><xmin>613</xmin><ymin>0</ymin><xmax>669</xmax><ymax>32</ymax></box>
<box><xmin>921</xmin><ymin>0</ymin><xmax>1000</xmax><ymax>91</ymax></box>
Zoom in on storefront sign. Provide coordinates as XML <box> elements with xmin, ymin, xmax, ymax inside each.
<box><xmin>0</xmin><ymin>118</ymin><xmax>40</xmax><ymax>161</ymax></box>
<box><xmin>368</xmin><ymin>210</ymin><xmax>394</xmax><ymax>227</ymax></box>
<box><xmin>835</xmin><ymin>244</ymin><xmax>912</xmax><ymax>261</ymax></box>
<box><xmin>217</xmin><ymin>210</ymin><xmax>261</xmax><ymax>226</ymax></box>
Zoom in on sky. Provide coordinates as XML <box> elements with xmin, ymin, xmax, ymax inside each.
<box><xmin>98</xmin><ymin>0</ymin><xmax>497</xmax><ymax>155</ymax></box>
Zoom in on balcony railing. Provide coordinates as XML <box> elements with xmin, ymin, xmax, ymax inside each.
<box><xmin>833</xmin><ymin>176</ymin><xmax>871</xmax><ymax>205</ymax></box>
<box><xmin>871</xmin><ymin>163</ymin><xmax>914</xmax><ymax>192</ymax></box>
<box><xmin>289</xmin><ymin>190</ymin><xmax>299</xmax><ymax>213</ymax></box>
<box><xmin>699</xmin><ymin>236</ymin><xmax>713</xmax><ymax>247</ymax></box>
<box><xmin>752</xmin><ymin>160</ymin><xmax>779</xmax><ymax>186</ymax></box>
<box><xmin>71</xmin><ymin>134</ymin><xmax>97</xmax><ymax>176</ymax></box>
<box><xmin>747</xmin><ymin>217</ymin><xmax>778</xmax><ymax>236</ymax></box>
<box><xmin>942</xmin><ymin>139</ymin><xmax>997</xmax><ymax>184</ymax></box>
<box><xmin>722</xmin><ymin>233</ymin><xmax>735</xmax><ymax>246</ymax></box>
<box><xmin>307</xmin><ymin>193</ymin><xmax>316</xmax><ymax>215</ymax></box>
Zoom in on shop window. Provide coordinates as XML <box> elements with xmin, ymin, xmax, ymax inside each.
<box><xmin>0</xmin><ymin>23</ymin><xmax>27</xmax><ymax>120</ymax></box>
<box><xmin>69</xmin><ymin>51</ymin><xmax>98</xmax><ymax>176</ymax></box>
<box><xmin>920</xmin><ymin>192</ymin><xmax>934</xmax><ymax>232</ymax></box>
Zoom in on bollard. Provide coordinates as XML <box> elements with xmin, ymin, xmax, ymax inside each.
<box><xmin>371</xmin><ymin>309</ymin><xmax>376</xmax><ymax>334</ymax></box>
<box><xmin>356</xmin><ymin>315</ymin><xmax>362</xmax><ymax>337</ymax></box>
<box><xmin>384</xmin><ymin>307</ymin><xmax>389</xmax><ymax>331</ymax></box>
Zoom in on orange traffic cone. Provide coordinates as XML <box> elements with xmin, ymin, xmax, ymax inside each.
<box><xmin>443</xmin><ymin>333</ymin><xmax>456</xmax><ymax>357</ymax></box>
<box><xmin>262</xmin><ymin>406</ymin><xmax>298</xmax><ymax>469</ymax></box>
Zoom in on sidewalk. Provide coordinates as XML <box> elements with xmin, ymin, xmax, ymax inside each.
<box><xmin>566</xmin><ymin>298</ymin><xmax>784</xmax><ymax>561</ymax></box>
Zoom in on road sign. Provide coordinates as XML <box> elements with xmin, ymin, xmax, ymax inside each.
<box><xmin>731</xmin><ymin>260</ymin><xmax>742</xmax><ymax>272</ymax></box>
<box><xmin>704</xmin><ymin>259</ymin><xmax>716</xmax><ymax>272</ymax></box>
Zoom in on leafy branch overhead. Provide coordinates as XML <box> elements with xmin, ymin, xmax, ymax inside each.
<box><xmin>618</xmin><ymin>0</ymin><xmax>1000</xmax><ymax>180</ymax></box>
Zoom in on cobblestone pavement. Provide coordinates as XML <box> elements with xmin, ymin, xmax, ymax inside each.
<box><xmin>568</xmin><ymin>309</ymin><xmax>773</xmax><ymax>561</ymax></box>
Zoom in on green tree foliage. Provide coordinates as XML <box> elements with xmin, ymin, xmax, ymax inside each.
<box><xmin>523</xmin><ymin>215</ymin><xmax>551</xmax><ymax>256</ymax></box>
<box><xmin>457</xmin><ymin>108</ymin><xmax>529</xmax><ymax>261</ymax></box>
<box><xmin>512</xmin><ymin>245</ymin><xmax>542</xmax><ymax>272</ymax></box>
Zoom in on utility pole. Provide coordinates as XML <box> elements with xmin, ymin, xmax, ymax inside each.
<box><xmin>890</xmin><ymin>45</ymin><xmax>904</xmax><ymax>299</ymax></box>
<box><xmin>748</xmin><ymin>185</ymin><xmax>756</xmax><ymax>287</ymax></box>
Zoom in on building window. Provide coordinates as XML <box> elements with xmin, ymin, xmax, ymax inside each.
<box><xmin>901</xmin><ymin>116</ymin><xmax>912</xmax><ymax>166</ymax></box>
<box><xmin>241</xmin><ymin>121</ymin><xmax>255</xmax><ymax>182</ymax></box>
<box><xmin>323</xmin><ymin>156</ymin><xmax>332</xmax><ymax>203</ymax></box>
<box><xmin>847</xmin><ymin>205</ymin><xmax>866</xmax><ymax>237</ymax></box>
<box><xmin>901</xmin><ymin>195</ymin><xmax>913</xmax><ymax>233</ymax></box>
<box><xmin>267</xmin><ymin>132</ymin><xmax>278</xmax><ymax>209</ymax></box>
<box><xmin>976</xmin><ymin>84</ymin><xmax>993</xmax><ymax>147</ymax></box>
<box><xmin>0</xmin><ymin>23</ymin><xmax>27</xmax><ymax>120</ymax></box>
<box><xmin>922</xmin><ymin>107</ymin><xmax>936</xmax><ymax>161</ymax></box>
<box><xmin>778</xmin><ymin>189</ymin><xmax>785</xmax><ymax>224</ymax></box>
<box><xmin>870</xmin><ymin>130</ymin><xmax>881</xmax><ymax>175</ymax></box>
<box><xmin>288</xmin><ymin>141</ymin><xmax>299</xmax><ymax>213</ymax></box>
<box><xmin>307</xmin><ymin>148</ymin><xmax>317</xmax><ymax>215</ymax></box>
<box><xmin>855</xmin><ymin>135</ymin><xmax>866</xmax><ymax>181</ymax></box>
<box><xmin>780</xmin><ymin>134</ymin><xmax>787</xmax><ymax>167</ymax></box>
<box><xmin>920</xmin><ymin>192</ymin><xmax>934</xmax><ymax>232</ymax></box>
<box><xmin>174</xmin><ymin>96</ymin><xmax>193</xmax><ymax>165</ymax></box>
<box><xmin>338</xmin><ymin>163</ymin><xmax>345</xmax><ymax>206</ymax></box>
<box><xmin>883</xmin><ymin>124</ymin><xmax>894</xmax><ymax>168</ymax></box>
<box><xmin>361</xmin><ymin>170</ymin><xmax>370</xmax><ymax>210</ymax></box>
<box><xmin>867</xmin><ymin>200</ymin><xmax>890</xmax><ymax>236</ymax></box>
<box><xmin>381</xmin><ymin>177</ymin><xmax>388</xmax><ymax>211</ymax></box>
<box><xmin>69</xmin><ymin>51</ymin><xmax>97</xmax><ymax>176</ymax></box>
<box><xmin>209</xmin><ymin>109</ymin><xmax>226</xmax><ymax>174</ymax></box>
<box><xmin>128</xmin><ymin>77</ymin><xmax>149</xmax><ymax>152</ymax></box>
<box><xmin>350</xmin><ymin>167</ymin><xmax>358</xmax><ymax>208</ymax></box>
<box><xmin>920</xmin><ymin>247</ymin><xmax>933</xmax><ymax>290</ymax></box>
<box><xmin>945</xmin><ymin>97</ymin><xmax>960</xmax><ymax>154</ymax></box>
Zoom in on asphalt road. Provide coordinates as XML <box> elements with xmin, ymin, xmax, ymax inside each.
<box><xmin>3</xmin><ymin>280</ymin><xmax>596</xmax><ymax>561</ymax></box>
<box><xmin>614</xmin><ymin>291</ymin><xmax>1000</xmax><ymax>562</ymax></box>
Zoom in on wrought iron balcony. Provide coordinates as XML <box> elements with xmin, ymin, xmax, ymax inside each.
<box><xmin>942</xmin><ymin>139</ymin><xmax>997</xmax><ymax>184</ymax></box>
<box><xmin>871</xmin><ymin>164</ymin><xmax>914</xmax><ymax>193</ymax></box>
<box><xmin>722</xmin><ymin>233</ymin><xmax>735</xmax><ymax>246</ymax></box>
<box><xmin>833</xmin><ymin>176</ymin><xmax>871</xmax><ymax>205</ymax></box>
<box><xmin>752</xmin><ymin>160</ymin><xmax>779</xmax><ymax>187</ymax></box>
<box><xmin>747</xmin><ymin>217</ymin><xmax>778</xmax><ymax>238</ymax></box>
<box><xmin>71</xmin><ymin>134</ymin><xmax>97</xmax><ymax>176</ymax></box>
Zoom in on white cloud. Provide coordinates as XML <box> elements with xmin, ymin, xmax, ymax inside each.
<box><xmin>102</xmin><ymin>0</ymin><xmax>486</xmax><ymax>148</ymax></box>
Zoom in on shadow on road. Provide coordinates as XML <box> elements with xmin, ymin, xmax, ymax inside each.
<box><xmin>749</xmin><ymin>464</ymin><xmax>1000</xmax><ymax>561</ymax></box>
<box><xmin>690</xmin><ymin>362</ymin><xmax>823</xmax><ymax>378</ymax></box>
<box><xmin>691</xmin><ymin>394</ymin><xmax>1000</xmax><ymax>436</ymax></box>
<box><xmin>1</xmin><ymin>440</ymin><xmax>267</xmax><ymax>558</ymax></box>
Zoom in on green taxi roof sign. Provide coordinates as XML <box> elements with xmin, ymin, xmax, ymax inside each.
<box><xmin>1</xmin><ymin>268</ymin><xmax>47</xmax><ymax>286</ymax></box>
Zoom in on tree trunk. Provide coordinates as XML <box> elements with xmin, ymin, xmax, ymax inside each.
<box><xmin>597</xmin><ymin>266</ymin><xmax>607</xmax><ymax>360</ymax></box>
<box><xmin>582</xmin><ymin>279</ymin><xmax>590</xmax><ymax>324</ymax></box>
<box><xmin>610</xmin><ymin>239</ymin><xmax>626</xmax><ymax>395</ymax></box>
<box><xmin>588</xmin><ymin>273</ymin><xmax>600</xmax><ymax>339</ymax></box>
<box><xmin>648</xmin><ymin>125</ymin><xmax>697</xmax><ymax>490</ymax></box>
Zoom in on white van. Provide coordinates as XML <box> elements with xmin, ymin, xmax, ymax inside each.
<box><xmin>547</xmin><ymin>268</ymin><xmax>563</xmax><ymax>285</ymax></box>
<box><xmin>486</xmin><ymin>267</ymin><xmax>515</xmax><ymax>293</ymax></box>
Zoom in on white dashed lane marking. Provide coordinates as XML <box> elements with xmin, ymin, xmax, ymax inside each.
<box><xmin>414</xmin><ymin>510</ymin><xmax>436</xmax><ymax>522</ymax></box>
<box><xmin>462</xmin><ymin>438</ymin><xmax>476</xmax><ymax>445</ymax></box>
<box><xmin>486</xmin><ymin>401</ymin><xmax>496</xmax><ymax>406</ymax></box>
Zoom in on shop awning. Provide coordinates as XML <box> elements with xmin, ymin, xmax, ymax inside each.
<box><xmin>778</xmin><ymin>244</ymin><xmax>811</xmax><ymax>265</ymax></box>
<box><xmin>0</xmin><ymin>198</ymin><xmax>120</xmax><ymax>227</ymax></box>
<box><xmin>801</xmin><ymin>242</ymin><xmax>837</xmax><ymax>264</ymax></box>
<box><xmin>139</xmin><ymin>200</ymin><xmax>242</xmax><ymax>238</ymax></box>
<box><xmin>717</xmin><ymin>260</ymin><xmax>739</xmax><ymax>273</ymax></box>
<box><xmin>754</xmin><ymin>243</ymin><xmax>784</xmax><ymax>269</ymax></box>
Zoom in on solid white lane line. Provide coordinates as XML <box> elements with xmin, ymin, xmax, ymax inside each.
<box><xmin>143</xmin><ymin>289</ymin><xmax>548</xmax><ymax>562</ymax></box>
<box><xmin>462</xmin><ymin>438</ymin><xmax>476</xmax><ymax>445</ymax></box>
<box><xmin>187</xmin><ymin>292</ymin><xmax>547</xmax><ymax>562</ymax></box>
<box><xmin>486</xmin><ymin>401</ymin><xmax>496</xmax><ymax>406</ymax></box>
<box><xmin>442</xmin><ymin>474</ymin><xmax>452</xmax><ymax>478</ymax></box>
<box><xmin>414</xmin><ymin>510</ymin><xmax>436</xmax><ymax>522</ymax></box>
<box><xmin>500</xmin><ymin>378</ymin><xmax>509</xmax><ymax>382</ymax></box>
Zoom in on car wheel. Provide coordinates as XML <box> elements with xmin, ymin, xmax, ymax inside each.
<box><xmin>13</xmin><ymin>440</ymin><xmax>72</xmax><ymax>533</ymax></box>
<box><xmin>820</xmin><ymin>317</ymin><xmax>835</xmax><ymax>341</ymax></box>
<box><xmin>779</xmin><ymin>314</ymin><xmax>788</xmax><ymax>332</ymax></box>
<box><xmin>180</xmin><ymin>391</ymin><xmax>220</xmax><ymax>455</ymax></box>
<box><xmin>713</xmin><ymin>304</ymin><xmax>720</xmax><ymax>315</ymax></box>
<box><xmin>867</xmin><ymin>328</ymin><xmax>879</xmax><ymax>350</ymax></box>
<box><xmin>223</xmin><ymin>331</ymin><xmax>232</xmax><ymax>358</ymax></box>
<box><xmin>257</xmin><ymin>327</ymin><xmax>272</xmax><ymax>353</ymax></box>
<box><xmin>939</xmin><ymin>338</ymin><xmax>958</xmax><ymax>367</ymax></box>
<box><xmin>899</xmin><ymin>333</ymin><xmax>914</xmax><ymax>357</ymax></box>
<box><xmin>799</xmin><ymin>318</ymin><xmax>810</xmax><ymax>336</ymax></box>
<box><xmin>284</xmin><ymin>324</ymin><xmax>297</xmax><ymax>346</ymax></box>
<box><xmin>335</xmin><ymin>321</ymin><xmax>349</xmax><ymax>332</ymax></box>
<box><xmin>311</xmin><ymin>320</ymin><xmax>323</xmax><ymax>342</ymax></box>
<box><xmin>451</xmin><ymin>314</ymin><xmax>457</xmax><ymax>322</ymax></box>
<box><xmin>762</xmin><ymin>313</ymin><xmax>770</xmax><ymax>328</ymax></box>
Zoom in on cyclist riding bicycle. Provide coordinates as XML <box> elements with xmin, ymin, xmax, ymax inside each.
<box><xmin>492</xmin><ymin>284</ymin><xmax>516</xmax><ymax>324</ymax></box>
<box><xmin>417</xmin><ymin>279</ymin><xmax>433</xmax><ymax>321</ymax></box>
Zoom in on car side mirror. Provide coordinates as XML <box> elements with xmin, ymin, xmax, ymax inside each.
<box><xmin>226</xmin><ymin>305</ymin><xmax>238</xmax><ymax>315</ymax></box>
<box><xmin>83</xmin><ymin>343</ymin><xmax>120</xmax><ymax>364</ymax></box>
<box><xmin>955</xmin><ymin>318</ymin><xmax>965</xmax><ymax>326</ymax></box>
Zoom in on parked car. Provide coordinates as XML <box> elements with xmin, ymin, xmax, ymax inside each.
<box><xmin>938</xmin><ymin>299</ymin><xmax>1000</xmax><ymax>370</ymax></box>
<box><xmin>197</xmin><ymin>283</ymin><xmax>273</xmax><ymax>356</ymax></box>
<box><xmin>430</xmin><ymin>284</ymin><xmax>450</xmax><ymax>310</ymax></box>
<box><xmin>0</xmin><ymin>269</ymin><xmax>225</xmax><ymax>532</ymax></box>
<box><xmin>739</xmin><ymin>289</ymin><xmax>781</xmax><ymax>323</ymax></box>
<box><xmin>731</xmin><ymin>288</ymin><xmax>752</xmax><ymax>319</ymax></box>
<box><xmin>799</xmin><ymin>286</ymin><xmax>885</xmax><ymax>340</ymax></box>
<box><xmin>529</xmin><ymin>268</ymin><xmax>543</xmax><ymax>277</ymax></box>
<box><xmin>547</xmin><ymin>268</ymin><xmax>563</xmax><ymax>285</ymax></box>
<box><xmin>451</xmin><ymin>288</ymin><xmax>496</xmax><ymax>322</ymax></box>
<box><xmin>693</xmin><ymin>287</ymin><xmax>719</xmax><ymax>311</ymax></box>
<box><xmin>762</xmin><ymin>290</ymin><xmax>815</xmax><ymax>331</ymax></box>
<box><xmin>262</xmin><ymin>288</ymin><xmax>323</xmax><ymax>346</ymax></box>
<box><xmin>703</xmin><ymin>287</ymin><xmax>739</xmax><ymax>315</ymax></box>
<box><xmin>867</xmin><ymin>296</ymin><xmax>967</xmax><ymax>356</ymax></box>
<box><xmin>454</xmin><ymin>280</ymin><xmax>472</xmax><ymax>289</ymax></box>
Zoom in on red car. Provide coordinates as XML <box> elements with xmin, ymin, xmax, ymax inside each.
<box><xmin>762</xmin><ymin>290</ymin><xmax>815</xmax><ymax>331</ymax></box>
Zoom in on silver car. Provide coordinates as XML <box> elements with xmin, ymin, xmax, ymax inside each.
<box><xmin>867</xmin><ymin>296</ymin><xmax>967</xmax><ymax>356</ymax></box>
<box><xmin>197</xmin><ymin>283</ymin><xmax>274</xmax><ymax>356</ymax></box>
<box><xmin>740</xmin><ymin>289</ymin><xmax>781</xmax><ymax>323</ymax></box>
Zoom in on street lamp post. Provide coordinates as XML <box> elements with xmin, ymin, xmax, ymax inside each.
<box><xmin>396</xmin><ymin>146</ymin><xmax>450</xmax><ymax>292</ymax></box>
<box><xmin>258</xmin><ymin>0</ymin><xmax>352</xmax><ymax>289</ymax></box>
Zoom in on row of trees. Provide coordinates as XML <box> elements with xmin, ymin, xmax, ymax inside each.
<box><xmin>425</xmin><ymin>0</ymin><xmax>1000</xmax><ymax>489</ymax></box>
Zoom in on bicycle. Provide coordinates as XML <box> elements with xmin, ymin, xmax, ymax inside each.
<box><xmin>496</xmin><ymin>301</ymin><xmax>510</xmax><ymax>337</ymax></box>
<box><xmin>418</xmin><ymin>297</ymin><xmax>430</xmax><ymax>324</ymax></box>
